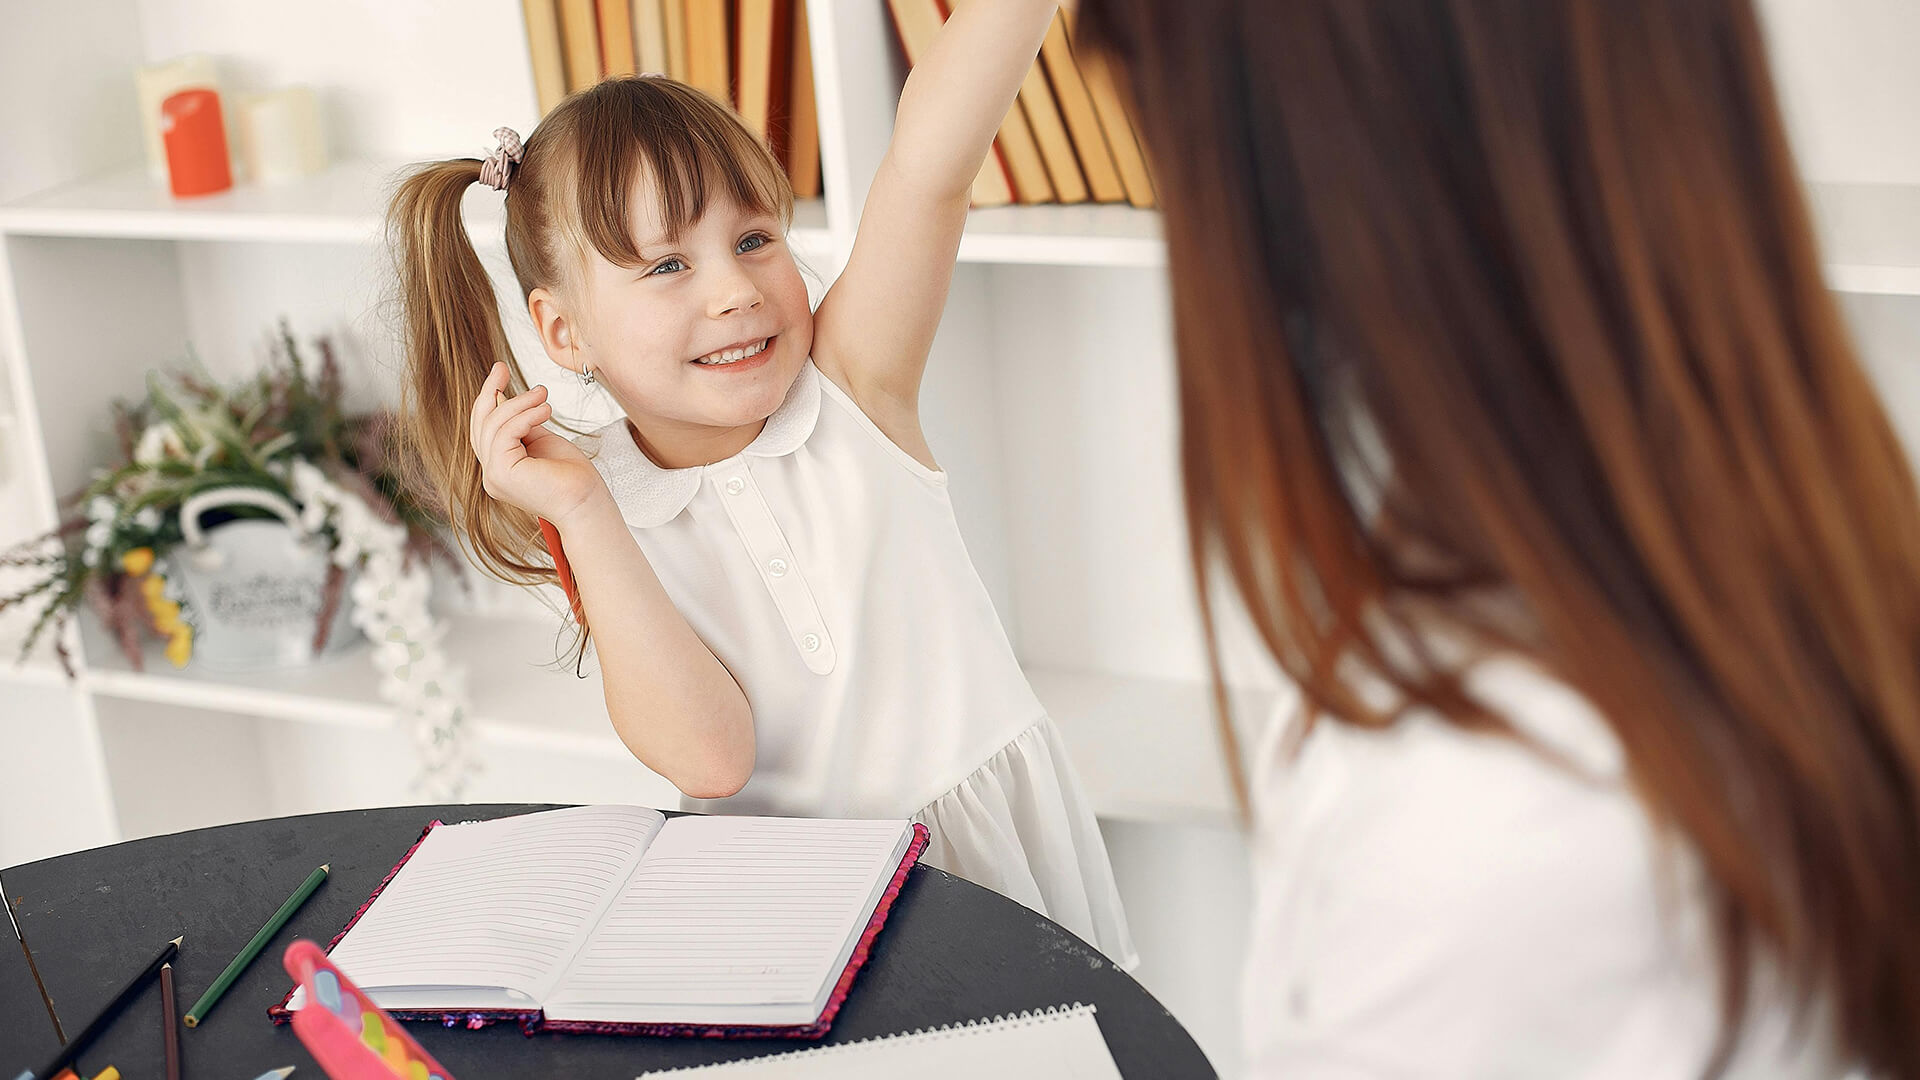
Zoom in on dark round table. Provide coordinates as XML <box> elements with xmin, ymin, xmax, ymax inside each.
<box><xmin>1</xmin><ymin>804</ymin><xmax>1213</xmax><ymax>1078</ymax></box>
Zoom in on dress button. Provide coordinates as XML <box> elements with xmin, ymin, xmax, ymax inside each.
<box><xmin>724</xmin><ymin>477</ymin><xmax>745</xmax><ymax>495</ymax></box>
<box><xmin>767</xmin><ymin>557</ymin><xmax>789</xmax><ymax>578</ymax></box>
<box><xmin>801</xmin><ymin>633</ymin><xmax>822</xmax><ymax>652</ymax></box>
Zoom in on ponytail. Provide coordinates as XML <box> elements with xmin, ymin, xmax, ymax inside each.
<box><xmin>387</xmin><ymin>159</ymin><xmax>550</xmax><ymax>588</ymax></box>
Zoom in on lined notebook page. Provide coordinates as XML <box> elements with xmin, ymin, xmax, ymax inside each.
<box><xmin>634</xmin><ymin>1004</ymin><xmax>1122</xmax><ymax>1078</ymax></box>
<box><xmin>319</xmin><ymin>805</ymin><xmax>666</xmax><ymax>1002</ymax></box>
<box><xmin>549</xmin><ymin>817</ymin><xmax>909</xmax><ymax>1014</ymax></box>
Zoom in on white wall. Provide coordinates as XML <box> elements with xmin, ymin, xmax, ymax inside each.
<box><xmin>1759</xmin><ymin>0</ymin><xmax>1920</xmax><ymax>183</ymax></box>
<box><xmin>133</xmin><ymin>0</ymin><xmax>540</xmax><ymax>162</ymax></box>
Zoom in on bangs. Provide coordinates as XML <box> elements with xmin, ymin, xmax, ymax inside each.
<box><xmin>565</xmin><ymin>77</ymin><xmax>793</xmax><ymax>268</ymax></box>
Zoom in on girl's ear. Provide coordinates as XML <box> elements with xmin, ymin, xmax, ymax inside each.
<box><xmin>529</xmin><ymin>287</ymin><xmax>585</xmax><ymax>373</ymax></box>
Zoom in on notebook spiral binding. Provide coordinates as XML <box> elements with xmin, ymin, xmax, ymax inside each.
<box><xmin>642</xmin><ymin>1002</ymin><xmax>1098</xmax><ymax>1073</ymax></box>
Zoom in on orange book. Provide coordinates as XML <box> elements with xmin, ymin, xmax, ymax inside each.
<box><xmin>557</xmin><ymin>0</ymin><xmax>603</xmax><ymax>91</ymax></box>
<box><xmin>886</xmin><ymin>0</ymin><xmax>1013</xmax><ymax>208</ymax></box>
<box><xmin>1066</xmin><ymin>16</ymin><xmax>1155</xmax><ymax>209</ymax></box>
<box><xmin>631</xmin><ymin>0</ymin><xmax>669</xmax><ymax>74</ymax></box>
<box><xmin>661</xmin><ymin>0</ymin><xmax>690</xmax><ymax>81</ymax></box>
<box><xmin>522</xmin><ymin>0</ymin><xmax>570</xmax><ymax>115</ymax></box>
<box><xmin>685</xmin><ymin>0</ymin><xmax>732</xmax><ymax>104</ymax></box>
<box><xmin>597</xmin><ymin>0</ymin><xmax>637</xmax><ymax>75</ymax></box>
<box><xmin>1038</xmin><ymin>13</ymin><xmax>1123</xmax><ymax>203</ymax></box>
<box><xmin>736</xmin><ymin>0</ymin><xmax>793</xmax><ymax>155</ymax></box>
<box><xmin>1017</xmin><ymin>57</ymin><xmax>1085</xmax><ymax>204</ymax></box>
<box><xmin>787</xmin><ymin>0</ymin><xmax>822</xmax><ymax>197</ymax></box>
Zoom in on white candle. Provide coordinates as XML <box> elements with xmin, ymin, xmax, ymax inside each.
<box><xmin>136</xmin><ymin>55</ymin><xmax>220</xmax><ymax>183</ymax></box>
<box><xmin>238</xmin><ymin>87</ymin><xmax>328</xmax><ymax>184</ymax></box>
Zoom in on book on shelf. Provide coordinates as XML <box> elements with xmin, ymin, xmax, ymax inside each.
<box><xmin>522</xmin><ymin>0</ymin><xmax>570</xmax><ymax>117</ymax></box>
<box><xmin>886</xmin><ymin>0</ymin><xmax>1014</xmax><ymax>208</ymax></box>
<box><xmin>632</xmin><ymin>0</ymin><xmax>671</xmax><ymax>75</ymax></box>
<box><xmin>1065</xmin><ymin>14</ymin><xmax>1155</xmax><ymax>209</ymax></box>
<box><xmin>1039</xmin><ymin>11</ymin><xmax>1125</xmax><ymax>204</ymax></box>
<box><xmin>944</xmin><ymin>0</ymin><xmax>1054</xmax><ymax>205</ymax></box>
<box><xmin>271</xmin><ymin>806</ymin><xmax>930</xmax><ymax>1038</ymax></box>
<box><xmin>736</xmin><ymin>0</ymin><xmax>795</xmax><ymax>161</ymax></box>
<box><xmin>558</xmin><ymin>0</ymin><xmax>603</xmax><ymax>92</ymax></box>
<box><xmin>661</xmin><ymin>0</ymin><xmax>691</xmax><ymax>81</ymax></box>
<box><xmin>788</xmin><ymin>0</ymin><xmax>823</xmax><ymax>197</ymax></box>
<box><xmin>1015</xmin><ymin>40</ymin><xmax>1087</xmax><ymax>203</ymax></box>
<box><xmin>884</xmin><ymin>1</ymin><xmax>1156</xmax><ymax>209</ymax></box>
<box><xmin>598</xmin><ymin>0</ymin><xmax>638</xmax><ymax>76</ymax></box>
<box><xmin>685</xmin><ymin>0</ymin><xmax>733</xmax><ymax>104</ymax></box>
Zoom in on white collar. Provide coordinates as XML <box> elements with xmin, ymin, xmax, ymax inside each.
<box><xmin>579</xmin><ymin>360</ymin><xmax>823</xmax><ymax>529</ymax></box>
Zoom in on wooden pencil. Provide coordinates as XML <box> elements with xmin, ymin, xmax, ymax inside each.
<box><xmin>184</xmin><ymin>865</ymin><xmax>328</xmax><ymax>1028</ymax></box>
<box><xmin>160</xmin><ymin>960</ymin><xmax>181</xmax><ymax>1080</ymax></box>
<box><xmin>36</xmin><ymin>935</ymin><xmax>180</xmax><ymax>1080</ymax></box>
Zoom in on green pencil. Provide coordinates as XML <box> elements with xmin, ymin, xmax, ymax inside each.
<box><xmin>183</xmin><ymin>864</ymin><xmax>329</xmax><ymax>1028</ymax></box>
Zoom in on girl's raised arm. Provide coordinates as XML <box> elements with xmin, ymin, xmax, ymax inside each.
<box><xmin>811</xmin><ymin>0</ymin><xmax>1059</xmax><ymax>431</ymax></box>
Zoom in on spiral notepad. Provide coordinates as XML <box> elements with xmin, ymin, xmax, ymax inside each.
<box><xmin>635</xmin><ymin>1003</ymin><xmax>1121</xmax><ymax>1078</ymax></box>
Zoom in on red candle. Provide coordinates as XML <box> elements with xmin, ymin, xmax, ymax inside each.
<box><xmin>161</xmin><ymin>88</ymin><xmax>232</xmax><ymax>197</ymax></box>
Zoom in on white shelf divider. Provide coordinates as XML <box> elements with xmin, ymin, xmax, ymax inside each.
<box><xmin>1809</xmin><ymin>182</ymin><xmax>1920</xmax><ymax>295</ymax></box>
<box><xmin>0</xmin><ymin>160</ymin><xmax>834</xmax><ymax>254</ymax></box>
<box><xmin>80</xmin><ymin>610</ymin><xmax>630</xmax><ymax>758</ymax></box>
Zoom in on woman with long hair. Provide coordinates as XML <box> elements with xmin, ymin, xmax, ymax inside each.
<box><xmin>1076</xmin><ymin>1</ymin><xmax>1918</xmax><ymax>1075</ymax></box>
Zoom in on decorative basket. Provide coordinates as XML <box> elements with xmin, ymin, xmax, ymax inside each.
<box><xmin>165</xmin><ymin>486</ymin><xmax>357</xmax><ymax>672</ymax></box>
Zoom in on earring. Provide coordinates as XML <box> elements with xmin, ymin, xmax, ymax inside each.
<box><xmin>579</xmin><ymin>365</ymin><xmax>596</xmax><ymax>387</ymax></box>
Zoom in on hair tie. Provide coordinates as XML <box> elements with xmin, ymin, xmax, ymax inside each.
<box><xmin>478</xmin><ymin>127</ymin><xmax>524</xmax><ymax>191</ymax></box>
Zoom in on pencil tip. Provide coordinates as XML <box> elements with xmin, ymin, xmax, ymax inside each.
<box><xmin>277</xmin><ymin>1068</ymin><xmax>296</xmax><ymax>1078</ymax></box>
<box><xmin>170</xmin><ymin>935</ymin><xmax>184</xmax><ymax>946</ymax></box>
<box><xmin>320</xmin><ymin>864</ymin><xmax>330</xmax><ymax>872</ymax></box>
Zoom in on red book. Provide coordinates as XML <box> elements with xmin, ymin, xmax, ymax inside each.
<box><xmin>271</xmin><ymin>807</ymin><xmax>929</xmax><ymax>1039</ymax></box>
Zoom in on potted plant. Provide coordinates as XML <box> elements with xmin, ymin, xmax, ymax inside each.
<box><xmin>1</xmin><ymin>322</ymin><xmax>477</xmax><ymax>796</ymax></box>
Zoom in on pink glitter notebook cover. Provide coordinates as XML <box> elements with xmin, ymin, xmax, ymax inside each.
<box><xmin>269</xmin><ymin>816</ymin><xmax>930</xmax><ymax>1040</ymax></box>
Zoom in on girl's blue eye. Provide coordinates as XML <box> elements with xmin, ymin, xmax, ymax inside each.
<box><xmin>649</xmin><ymin>257</ymin><xmax>687</xmax><ymax>276</ymax></box>
<box><xmin>738</xmin><ymin>232</ymin><xmax>772</xmax><ymax>253</ymax></box>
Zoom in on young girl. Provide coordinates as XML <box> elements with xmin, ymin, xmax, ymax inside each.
<box><xmin>388</xmin><ymin>0</ymin><xmax>1135</xmax><ymax>969</ymax></box>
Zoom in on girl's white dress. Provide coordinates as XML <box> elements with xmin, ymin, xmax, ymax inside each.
<box><xmin>578</xmin><ymin>360</ymin><xmax>1137</xmax><ymax>969</ymax></box>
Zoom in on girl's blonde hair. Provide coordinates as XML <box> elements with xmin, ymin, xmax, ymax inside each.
<box><xmin>387</xmin><ymin>76</ymin><xmax>794</xmax><ymax>592</ymax></box>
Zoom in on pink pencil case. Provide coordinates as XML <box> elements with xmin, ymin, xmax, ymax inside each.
<box><xmin>283</xmin><ymin>939</ymin><xmax>457</xmax><ymax>1080</ymax></box>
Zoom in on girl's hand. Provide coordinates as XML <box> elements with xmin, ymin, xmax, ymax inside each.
<box><xmin>468</xmin><ymin>362</ymin><xmax>608</xmax><ymax>527</ymax></box>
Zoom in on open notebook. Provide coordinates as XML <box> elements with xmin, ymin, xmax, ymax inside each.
<box><xmin>269</xmin><ymin>805</ymin><xmax>928</xmax><ymax>1038</ymax></box>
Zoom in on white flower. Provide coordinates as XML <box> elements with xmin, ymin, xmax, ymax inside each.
<box><xmin>291</xmin><ymin>450</ymin><xmax>475</xmax><ymax>800</ymax></box>
<box><xmin>85</xmin><ymin>520</ymin><xmax>112</xmax><ymax>552</ymax></box>
<box><xmin>132</xmin><ymin>423</ymin><xmax>187</xmax><ymax>466</ymax></box>
<box><xmin>87</xmin><ymin>496</ymin><xmax>116</xmax><ymax>524</ymax></box>
<box><xmin>133</xmin><ymin>507</ymin><xmax>161</xmax><ymax>531</ymax></box>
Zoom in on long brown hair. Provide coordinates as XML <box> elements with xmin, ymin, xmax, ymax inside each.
<box><xmin>1077</xmin><ymin>0</ymin><xmax>1920</xmax><ymax>1072</ymax></box>
<box><xmin>387</xmin><ymin>76</ymin><xmax>792</xmax><ymax>590</ymax></box>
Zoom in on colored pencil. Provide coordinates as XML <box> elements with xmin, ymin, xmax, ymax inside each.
<box><xmin>35</xmin><ymin>935</ymin><xmax>180</xmax><ymax>1080</ymax></box>
<box><xmin>251</xmin><ymin>1069</ymin><xmax>295</xmax><ymax>1080</ymax></box>
<box><xmin>89</xmin><ymin>1068</ymin><xmax>119</xmax><ymax>1080</ymax></box>
<box><xmin>160</xmin><ymin>960</ymin><xmax>181</xmax><ymax>1080</ymax></box>
<box><xmin>183</xmin><ymin>864</ymin><xmax>328</xmax><ymax>1027</ymax></box>
<box><xmin>5</xmin><ymin>880</ymin><xmax>64</xmax><ymax>1042</ymax></box>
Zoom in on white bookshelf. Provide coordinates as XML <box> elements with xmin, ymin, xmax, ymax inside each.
<box><xmin>0</xmin><ymin>0</ymin><xmax>1264</xmax><ymax>870</ymax></box>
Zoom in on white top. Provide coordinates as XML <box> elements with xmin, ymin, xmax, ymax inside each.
<box><xmin>1242</xmin><ymin>657</ymin><xmax>1850</xmax><ymax>1079</ymax></box>
<box><xmin>578</xmin><ymin>361</ymin><xmax>1136</xmax><ymax>969</ymax></box>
